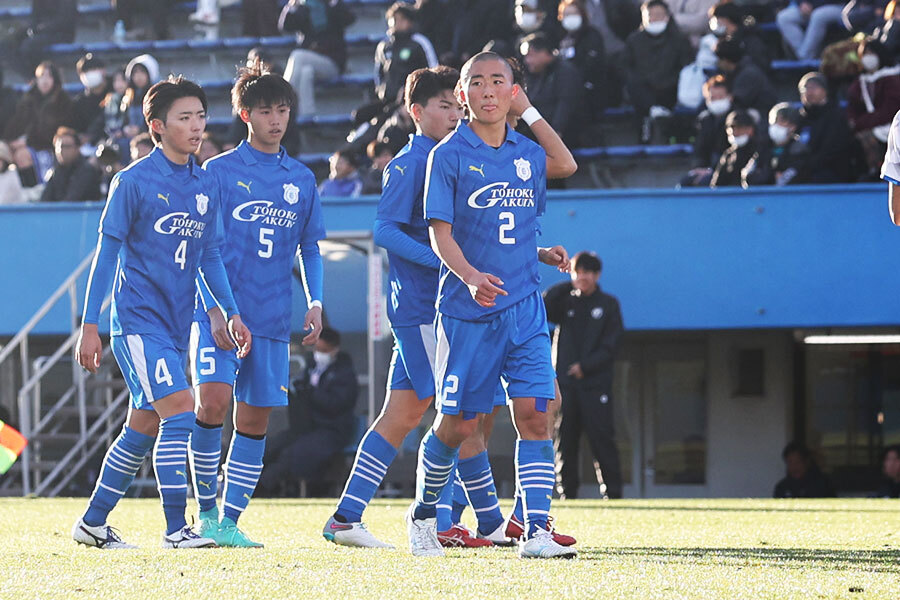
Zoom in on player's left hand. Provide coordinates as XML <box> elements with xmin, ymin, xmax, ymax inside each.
<box><xmin>228</xmin><ymin>315</ymin><xmax>252</xmax><ymax>358</ymax></box>
<box><xmin>539</xmin><ymin>245</ymin><xmax>570</xmax><ymax>273</ymax></box>
<box><xmin>208</xmin><ymin>307</ymin><xmax>235</xmax><ymax>351</ymax></box>
<box><xmin>567</xmin><ymin>362</ymin><xmax>584</xmax><ymax>379</ymax></box>
<box><xmin>302</xmin><ymin>305</ymin><xmax>323</xmax><ymax>346</ymax></box>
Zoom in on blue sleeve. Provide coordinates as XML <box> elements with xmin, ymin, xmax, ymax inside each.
<box><xmin>195</xmin><ymin>273</ymin><xmax>218</xmax><ymax>313</ymax></box>
<box><xmin>423</xmin><ymin>146</ymin><xmax>457</xmax><ymax>224</ymax></box>
<box><xmin>297</xmin><ymin>241</ymin><xmax>324</xmax><ymax>305</ymax></box>
<box><xmin>373</xmin><ymin>218</ymin><xmax>441</xmax><ymax>269</ymax></box>
<box><xmin>198</xmin><ymin>246</ymin><xmax>239</xmax><ymax>318</ymax></box>
<box><xmin>300</xmin><ymin>176</ymin><xmax>327</xmax><ymax>244</ymax></box>
<box><xmin>535</xmin><ymin>147</ymin><xmax>547</xmax><ymax>217</ymax></box>
<box><xmin>81</xmin><ymin>233</ymin><xmax>122</xmax><ymax>325</ymax></box>
<box><xmin>98</xmin><ymin>173</ymin><xmax>137</xmax><ymax>239</ymax></box>
<box><xmin>376</xmin><ymin>155</ymin><xmax>418</xmax><ymax>224</ymax></box>
<box><xmin>203</xmin><ymin>172</ymin><xmax>226</xmax><ymax>250</ymax></box>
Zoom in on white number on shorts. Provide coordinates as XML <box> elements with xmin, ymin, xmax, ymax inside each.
<box><xmin>444</xmin><ymin>374</ymin><xmax>459</xmax><ymax>395</ymax></box>
<box><xmin>498</xmin><ymin>212</ymin><xmax>515</xmax><ymax>245</ymax></box>
<box><xmin>258</xmin><ymin>227</ymin><xmax>274</xmax><ymax>258</ymax></box>
<box><xmin>199</xmin><ymin>347</ymin><xmax>216</xmax><ymax>376</ymax></box>
<box><xmin>174</xmin><ymin>240</ymin><xmax>187</xmax><ymax>270</ymax></box>
<box><xmin>155</xmin><ymin>358</ymin><xmax>174</xmax><ymax>386</ymax></box>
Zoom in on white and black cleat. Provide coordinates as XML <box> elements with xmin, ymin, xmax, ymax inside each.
<box><xmin>72</xmin><ymin>518</ymin><xmax>137</xmax><ymax>549</ymax></box>
<box><xmin>162</xmin><ymin>525</ymin><xmax>217</xmax><ymax>549</ymax></box>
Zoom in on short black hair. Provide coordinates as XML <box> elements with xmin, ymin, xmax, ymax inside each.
<box><xmin>130</xmin><ymin>132</ymin><xmax>154</xmax><ymax>152</ymax></box>
<box><xmin>405</xmin><ymin>65</ymin><xmax>460</xmax><ymax>112</ymax></box>
<box><xmin>319</xmin><ymin>327</ymin><xmax>341</xmax><ymax>348</ymax></box>
<box><xmin>334</xmin><ymin>149</ymin><xmax>360</xmax><ymax>168</ymax></box>
<box><xmin>715</xmin><ymin>37</ymin><xmax>744</xmax><ymax>63</ymax></box>
<box><xmin>725</xmin><ymin>109</ymin><xmax>754</xmax><ymax>129</ymax></box>
<box><xmin>53</xmin><ymin>126</ymin><xmax>78</xmax><ymax>146</ymax></box>
<box><xmin>143</xmin><ymin>75</ymin><xmax>208</xmax><ymax>143</ymax></box>
<box><xmin>386</xmin><ymin>1</ymin><xmax>416</xmax><ymax>22</ymax></box>
<box><xmin>367</xmin><ymin>139</ymin><xmax>393</xmax><ymax>159</ymax></box>
<box><xmin>769</xmin><ymin>102</ymin><xmax>801</xmax><ymax>126</ymax></box>
<box><xmin>232</xmin><ymin>58</ymin><xmax>295</xmax><ymax>113</ymax></box>
<box><xmin>508</xmin><ymin>57</ymin><xmax>527</xmax><ymax>90</ymax></box>
<box><xmin>782</xmin><ymin>441</ymin><xmax>811</xmax><ymax>460</ymax></box>
<box><xmin>573</xmin><ymin>251</ymin><xmax>602</xmax><ymax>273</ymax></box>
<box><xmin>520</xmin><ymin>32</ymin><xmax>557</xmax><ymax>54</ymax></box>
<box><xmin>711</xmin><ymin>1</ymin><xmax>742</xmax><ymax>24</ymax></box>
<box><xmin>642</xmin><ymin>0</ymin><xmax>670</xmax><ymax>14</ymax></box>
<box><xmin>77</xmin><ymin>53</ymin><xmax>105</xmax><ymax>74</ymax></box>
<box><xmin>881</xmin><ymin>444</ymin><xmax>900</xmax><ymax>463</ymax></box>
<box><xmin>460</xmin><ymin>51</ymin><xmax>514</xmax><ymax>84</ymax></box>
<box><xmin>703</xmin><ymin>74</ymin><xmax>729</xmax><ymax>96</ymax></box>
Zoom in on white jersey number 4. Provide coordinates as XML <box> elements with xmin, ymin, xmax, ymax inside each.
<box><xmin>174</xmin><ymin>240</ymin><xmax>187</xmax><ymax>270</ymax></box>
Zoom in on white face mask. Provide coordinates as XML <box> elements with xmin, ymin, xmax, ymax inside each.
<box><xmin>861</xmin><ymin>53</ymin><xmax>880</xmax><ymax>72</ymax></box>
<box><xmin>644</xmin><ymin>19</ymin><xmax>667</xmax><ymax>35</ymax></box>
<box><xmin>706</xmin><ymin>97</ymin><xmax>732</xmax><ymax>116</ymax></box>
<box><xmin>768</xmin><ymin>123</ymin><xmax>791</xmax><ymax>145</ymax></box>
<box><xmin>709</xmin><ymin>18</ymin><xmax>726</xmax><ymax>36</ymax></box>
<box><xmin>313</xmin><ymin>350</ymin><xmax>334</xmax><ymax>370</ymax></box>
<box><xmin>517</xmin><ymin>12</ymin><xmax>540</xmax><ymax>31</ymax></box>
<box><xmin>81</xmin><ymin>70</ymin><xmax>104</xmax><ymax>89</ymax></box>
<box><xmin>562</xmin><ymin>14</ymin><xmax>583</xmax><ymax>32</ymax></box>
<box><xmin>728</xmin><ymin>133</ymin><xmax>750</xmax><ymax>148</ymax></box>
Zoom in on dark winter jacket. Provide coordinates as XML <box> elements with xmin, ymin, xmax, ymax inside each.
<box><xmin>623</xmin><ymin>21</ymin><xmax>694</xmax><ymax>92</ymax></box>
<box><xmin>846</xmin><ymin>66</ymin><xmax>900</xmax><ymax>132</ymax></box>
<box><xmin>278</xmin><ymin>0</ymin><xmax>357</xmax><ymax>72</ymax></box>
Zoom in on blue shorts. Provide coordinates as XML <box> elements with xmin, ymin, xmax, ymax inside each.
<box><xmin>435</xmin><ymin>291</ymin><xmax>556</xmax><ymax>417</ymax></box>
<box><xmin>111</xmin><ymin>333</ymin><xmax>190</xmax><ymax>411</ymax></box>
<box><xmin>189</xmin><ymin>321</ymin><xmax>290</xmax><ymax>407</ymax></box>
<box><xmin>387</xmin><ymin>323</ymin><xmax>436</xmax><ymax>401</ymax></box>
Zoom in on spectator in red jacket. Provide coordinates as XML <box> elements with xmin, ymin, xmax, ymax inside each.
<box><xmin>847</xmin><ymin>37</ymin><xmax>900</xmax><ymax>175</ymax></box>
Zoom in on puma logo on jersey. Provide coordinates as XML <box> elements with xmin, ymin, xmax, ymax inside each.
<box><xmin>237</xmin><ymin>181</ymin><xmax>252</xmax><ymax>194</ymax></box>
<box><xmin>157</xmin><ymin>192</ymin><xmax>170</xmax><ymax>205</ymax></box>
<box><xmin>394</xmin><ymin>164</ymin><xmax>406</xmax><ymax>176</ymax></box>
<box><xmin>468</xmin><ymin>164</ymin><xmax>485</xmax><ymax>177</ymax></box>
<box><xmin>176</xmin><ymin>470</ymin><xmax>187</xmax><ymax>479</ymax></box>
<box><xmin>197</xmin><ymin>480</ymin><xmax>211</xmax><ymax>489</ymax></box>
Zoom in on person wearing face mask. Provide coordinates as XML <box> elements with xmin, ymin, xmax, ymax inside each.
<box><xmin>847</xmin><ymin>38</ymin><xmax>900</xmax><ymax>176</ymax></box>
<box><xmin>257</xmin><ymin>328</ymin><xmax>359</xmax><ymax>497</ymax></box>
<box><xmin>714</xmin><ymin>37</ymin><xmax>776</xmax><ymax>122</ymax></box>
<box><xmin>680</xmin><ymin>75</ymin><xmax>732</xmax><ymax>186</ymax></box>
<box><xmin>624</xmin><ymin>0</ymin><xmax>694</xmax><ymax>143</ymax></box>
<box><xmin>558</xmin><ymin>0</ymin><xmax>608</xmax><ymax>116</ymax></box>
<box><xmin>72</xmin><ymin>54</ymin><xmax>110</xmax><ymax>147</ymax></box>
<box><xmin>798</xmin><ymin>71</ymin><xmax>855</xmax><ymax>182</ymax></box>
<box><xmin>710</xmin><ymin>109</ymin><xmax>758</xmax><ymax>187</ymax></box>
<box><xmin>514</xmin><ymin>0</ymin><xmax>565</xmax><ymax>48</ymax></box>
<box><xmin>708</xmin><ymin>2</ymin><xmax>769</xmax><ymax>71</ymax></box>
<box><xmin>743</xmin><ymin>103</ymin><xmax>810</xmax><ymax>187</ymax></box>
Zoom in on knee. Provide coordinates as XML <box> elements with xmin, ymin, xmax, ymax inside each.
<box><xmin>517</xmin><ymin>409</ymin><xmax>550</xmax><ymax>440</ymax></box>
<box><xmin>197</xmin><ymin>395</ymin><xmax>230</xmax><ymax>424</ymax></box>
<box><xmin>437</xmin><ymin>415</ymin><xmax>479</xmax><ymax>446</ymax></box>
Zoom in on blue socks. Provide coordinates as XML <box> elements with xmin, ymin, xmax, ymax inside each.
<box><xmin>450</xmin><ymin>476</ymin><xmax>467</xmax><ymax>525</ymax></box>
<box><xmin>458</xmin><ymin>450</ymin><xmax>504</xmax><ymax>535</ymax></box>
<box><xmin>83</xmin><ymin>425</ymin><xmax>154</xmax><ymax>526</ymax></box>
<box><xmin>222</xmin><ymin>431</ymin><xmax>265</xmax><ymax>523</ymax></box>
<box><xmin>154</xmin><ymin>411</ymin><xmax>193</xmax><ymax>535</ymax></box>
<box><xmin>189</xmin><ymin>420</ymin><xmax>222</xmax><ymax>514</ymax></box>
<box><xmin>435</xmin><ymin>457</ymin><xmax>459</xmax><ymax>532</ymax></box>
<box><xmin>516</xmin><ymin>439</ymin><xmax>555</xmax><ymax>538</ymax></box>
<box><xmin>336</xmin><ymin>430</ymin><xmax>397</xmax><ymax>522</ymax></box>
<box><xmin>413</xmin><ymin>428</ymin><xmax>457</xmax><ymax>520</ymax></box>
<box><xmin>512</xmin><ymin>491</ymin><xmax>524</xmax><ymax>524</ymax></box>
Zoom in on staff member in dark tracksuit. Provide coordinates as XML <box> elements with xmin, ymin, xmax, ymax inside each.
<box><xmin>544</xmin><ymin>251</ymin><xmax>624</xmax><ymax>499</ymax></box>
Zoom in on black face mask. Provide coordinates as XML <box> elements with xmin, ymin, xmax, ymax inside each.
<box><xmin>803</xmin><ymin>102</ymin><xmax>825</xmax><ymax>117</ymax></box>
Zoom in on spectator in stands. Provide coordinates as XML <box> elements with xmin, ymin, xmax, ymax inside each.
<box><xmin>258</xmin><ymin>328</ymin><xmax>358</xmax><ymax>496</ymax></box>
<box><xmin>129</xmin><ymin>132</ymin><xmax>153</xmax><ymax>162</ymax></box>
<box><xmin>709</xmin><ymin>2</ymin><xmax>769</xmax><ymax>71</ymax></box>
<box><xmin>375</xmin><ymin>3</ymin><xmax>439</xmax><ymax>106</ymax></box>
<box><xmin>776</xmin><ymin>0</ymin><xmax>845</xmax><ymax>60</ymax></box>
<box><xmin>514</xmin><ymin>0</ymin><xmax>566</xmax><ymax>49</ymax></box>
<box><xmin>92</xmin><ymin>141</ymin><xmax>124</xmax><ymax>197</ymax></box>
<box><xmin>4</xmin><ymin>61</ymin><xmax>74</xmax><ymax>188</ymax></box>
<box><xmin>672</xmin><ymin>0</ymin><xmax>717</xmax><ymax>44</ymax></box>
<box><xmin>873</xmin><ymin>1</ymin><xmax>900</xmax><ymax>54</ymax></box>
<box><xmin>195</xmin><ymin>132</ymin><xmax>223</xmax><ymax>165</ymax></box>
<box><xmin>444</xmin><ymin>0</ymin><xmax>518</xmax><ymax>67</ymax></box>
<box><xmin>362</xmin><ymin>140</ymin><xmax>394</xmax><ymax>195</ymax></box>
<box><xmin>122</xmin><ymin>55</ymin><xmax>159</xmax><ymax>138</ymax></box>
<box><xmin>0</xmin><ymin>67</ymin><xmax>19</xmax><ymax>142</ymax></box>
<box><xmin>799</xmin><ymin>71</ymin><xmax>855</xmax><ymax>182</ymax></box>
<box><xmin>72</xmin><ymin>54</ymin><xmax>110</xmax><ymax>145</ymax></box>
<box><xmin>558</xmin><ymin>0</ymin><xmax>609</xmax><ymax>116</ymax></box>
<box><xmin>242</xmin><ymin>0</ymin><xmax>281</xmax><ymax>37</ymax></box>
<box><xmin>89</xmin><ymin>69</ymin><xmax>129</xmax><ymax>156</ymax></box>
<box><xmin>847</xmin><ymin>37</ymin><xmax>900</xmax><ymax>176</ymax></box>
<box><xmin>874</xmin><ymin>444</ymin><xmax>900</xmax><ymax>497</ymax></box>
<box><xmin>40</xmin><ymin>127</ymin><xmax>101</xmax><ymax>202</ymax></box>
<box><xmin>774</xmin><ymin>442</ymin><xmax>835</xmax><ymax>498</ymax></box>
<box><xmin>710</xmin><ymin>109</ymin><xmax>758</xmax><ymax>187</ymax></box>
<box><xmin>319</xmin><ymin>150</ymin><xmax>364</xmax><ymax>197</ymax></box>
<box><xmin>280</xmin><ymin>0</ymin><xmax>357</xmax><ymax>117</ymax></box>
<box><xmin>681</xmin><ymin>75</ymin><xmax>731</xmax><ymax>187</ymax></box>
<box><xmin>842</xmin><ymin>0</ymin><xmax>890</xmax><ymax>34</ymax></box>
<box><xmin>583</xmin><ymin>0</ymin><xmax>641</xmax><ymax>60</ymax></box>
<box><xmin>743</xmin><ymin>103</ymin><xmax>810</xmax><ymax>186</ymax></box>
<box><xmin>624</xmin><ymin>0</ymin><xmax>695</xmax><ymax>143</ymax></box>
<box><xmin>113</xmin><ymin>0</ymin><xmax>174</xmax><ymax>40</ymax></box>
<box><xmin>0</xmin><ymin>142</ymin><xmax>25</xmax><ymax>205</ymax></box>
<box><xmin>521</xmin><ymin>32</ymin><xmax>586</xmax><ymax>147</ymax></box>
<box><xmin>715</xmin><ymin>37</ymin><xmax>777</xmax><ymax>121</ymax></box>
<box><xmin>16</xmin><ymin>0</ymin><xmax>76</xmax><ymax>75</ymax></box>
<box><xmin>189</xmin><ymin>0</ymin><xmax>220</xmax><ymax>26</ymax></box>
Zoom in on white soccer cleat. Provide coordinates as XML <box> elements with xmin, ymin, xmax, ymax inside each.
<box><xmin>323</xmin><ymin>515</ymin><xmax>394</xmax><ymax>548</ymax></box>
<box><xmin>72</xmin><ymin>519</ymin><xmax>137</xmax><ymax>549</ymax></box>
<box><xmin>162</xmin><ymin>525</ymin><xmax>217</xmax><ymax>549</ymax></box>
<box><xmin>518</xmin><ymin>528</ymin><xmax>577</xmax><ymax>559</ymax></box>
<box><xmin>405</xmin><ymin>504</ymin><xmax>444</xmax><ymax>557</ymax></box>
<box><xmin>476</xmin><ymin>521</ymin><xmax>515</xmax><ymax>547</ymax></box>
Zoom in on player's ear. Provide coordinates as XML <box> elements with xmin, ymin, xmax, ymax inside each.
<box><xmin>239</xmin><ymin>108</ymin><xmax>251</xmax><ymax>123</ymax></box>
<box><xmin>512</xmin><ymin>84</ymin><xmax>520</xmax><ymax>98</ymax></box>
<box><xmin>150</xmin><ymin>118</ymin><xmax>165</xmax><ymax>139</ymax></box>
<box><xmin>457</xmin><ymin>88</ymin><xmax>466</xmax><ymax>106</ymax></box>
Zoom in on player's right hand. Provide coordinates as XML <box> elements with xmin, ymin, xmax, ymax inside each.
<box><xmin>509</xmin><ymin>85</ymin><xmax>532</xmax><ymax>119</ymax></box>
<box><xmin>465</xmin><ymin>271</ymin><xmax>508</xmax><ymax>308</ymax></box>
<box><xmin>75</xmin><ymin>324</ymin><xmax>102</xmax><ymax>374</ymax></box>
<box><xmin>208</xmin><ymin>307</ymin><xmax>235</xmax><ymax>351</ymax></box>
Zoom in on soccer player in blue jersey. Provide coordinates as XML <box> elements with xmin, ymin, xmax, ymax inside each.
<box><xmin>406</xmin><ymin>51</ymin><xmax>576</xmax><ymax>558</ymax></box>
<box><xmin>72</xmin><ymin>76</ymin><xmax>251</xmax><ymax>550</ymax></box>
<box><xmin>188</xmin><ymin>61</ymin><xmax>326</xmax><ymax>548</ymax></box>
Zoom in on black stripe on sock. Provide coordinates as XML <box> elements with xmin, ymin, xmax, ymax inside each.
<box><xmin>195</xmin><ymin>419</ymin><xmax>223</xmax><ymax>429</ymax></box>
<box><xmin>235</xmin><ymin>430</ymin><xmax>266</xmax><ymax>441</ymax></box>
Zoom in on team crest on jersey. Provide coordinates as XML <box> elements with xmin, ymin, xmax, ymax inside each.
<box><xmin>283</xmin><ymin>182</ymin><xmax>300</xmax><ymax>205</ymax></box>
<box><xmin>514</xmin><ymin>158</ymin><xmax>532</xmax><ymax>182</ymax></box>
<box><xmin>195</xmin><ymin>193</ymin><xmax>209</xmax><ymax>215</ymax></box>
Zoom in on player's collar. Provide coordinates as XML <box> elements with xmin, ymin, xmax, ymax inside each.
<box><xmin>236</xmin><ymin>140</ymin><xmax>290</xmax><ymax>170</ymax></box>
<box><xmin>148</xmin><ymin>146</ymin><xmax>200</xmax><ymax>178</ymax></box>
<box><xmin>456</xmin><ymin>120</ymin><xmax>519</xmax><ymax>149</ymax></box>
<box><xmin>412</xmin><ymin>133</ymin><xmax>437</xmax><ymax>152</ymax></box>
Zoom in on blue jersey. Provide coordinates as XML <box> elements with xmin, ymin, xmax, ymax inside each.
<box><xmin>99</xmin><ymin>147</ymin><xmax>224</xmax><ymax>350</ymax></box>
<box><xmin>424</xmin><ymin>121</ymin><xmax>547</xmax><ymax>322</ymax></box>
<box><xmin>377</xmin><ymin>134</ymin><xmax>440</xmax><ymax>327</ymax></box>
<box><xmin>196</xmin><ymin>141</ymin><xmax>326</xmax><ymax>342</ymax></box>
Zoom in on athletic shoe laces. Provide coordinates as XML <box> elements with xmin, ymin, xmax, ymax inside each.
<box><xmin>105</xmin><ymin>526</ymin><xmax>125</xmax><ymax>544</ymax></box>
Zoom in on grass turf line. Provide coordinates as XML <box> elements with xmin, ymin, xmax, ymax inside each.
<box><xmin>2</xmin><ymin>498</ymin><xmax>899</xmax><ymax>600</ymax></box>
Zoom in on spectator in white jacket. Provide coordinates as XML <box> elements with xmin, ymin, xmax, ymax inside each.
<box><xmin>671</xmin><ymin>0</ymin><xmax>718</xmax><ymax>44</ymax></box>
<box><xmin>0</xmin><ymin>141</ymin><xmax>25</xmax><ymax>204</ymax></box>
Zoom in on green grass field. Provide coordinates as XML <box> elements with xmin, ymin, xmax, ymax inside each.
<box><xmin>3</xmin><ymin>498</ymin><xmax>900</xmax><ymax>599</ymax></box>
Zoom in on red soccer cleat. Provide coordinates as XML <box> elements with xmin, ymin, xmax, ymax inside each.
<box><xmin>438</xmin><ymin>524</ymin><xmax>494</xmax><ymax>548</ymax></box>
<box><xmin>504</xmin><ymin>514</ymin><xmax>577</xmax><ymax>547</ymax></box>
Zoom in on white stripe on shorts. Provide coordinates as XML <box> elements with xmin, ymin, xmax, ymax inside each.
<box><xmin>126</xmin><ymin>334</ymin><xmax>155</xmax><ymax>404</ymax></box>
<box><xmin>419</xmin><ymin>323</ymin><xmax>437</xmax><ymax>370</ymax></box>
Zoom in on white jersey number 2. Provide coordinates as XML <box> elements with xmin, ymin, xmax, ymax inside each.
<box><xmin>499</xmin><ymin>212</ymin><xmax>515</xmax><ymax>245</ymax></box>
